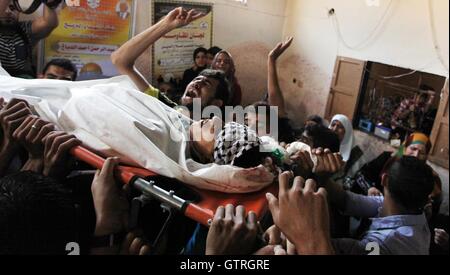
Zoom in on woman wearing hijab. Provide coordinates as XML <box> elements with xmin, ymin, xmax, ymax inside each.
<box><xmin>329</xmin><ymin>114</ymin><xmax>366</xmax><ymax>184</ymax></box>
<box><xmin>328</xmin><ymin>114</ymin><xmax>366</xmax><ymax>238</ymax></box>
<box><xmin>211</xmin><ymin>50</ymin><xmax>242</xmax><ymax>106</ymax></box>
<box><xmin>180</xmin><ymin>47</ymin><xmax>208</xmax><ymax>93</ymax></box>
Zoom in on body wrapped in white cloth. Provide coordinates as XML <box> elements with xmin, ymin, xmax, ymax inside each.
<box><xmin>0</xmin><ymin>75</ymin><xmax>274</xmax><ymax>193</ymax></box>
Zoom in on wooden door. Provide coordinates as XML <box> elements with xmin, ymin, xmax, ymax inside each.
<box><xmin>429</xmin><ymin>78</ymin><xmax>449</xmax><ymax>169</ymax></box>
<box><xmin>325</xmin><ymin>57</ymin><xmax>366</xmax><ymax>121</ymax></box>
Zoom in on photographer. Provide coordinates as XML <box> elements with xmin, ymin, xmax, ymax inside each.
<box><xmin>0</xmin><ymin>0</ymin><xmax>60</xmax><ymax>78</ymax></box>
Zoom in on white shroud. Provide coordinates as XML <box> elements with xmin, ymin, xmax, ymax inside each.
<box><xmin>0</xmin><ymin>75</ymin><xmax>274</xmax><ymax>193</ymax></box>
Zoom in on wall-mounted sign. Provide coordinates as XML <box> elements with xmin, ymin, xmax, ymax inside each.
<box><xmin>153</xmin><ymin>0</ymin><xmax>213</xmax><ymax>83</ymax></box>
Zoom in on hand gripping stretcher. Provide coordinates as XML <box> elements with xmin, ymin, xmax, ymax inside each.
<box><xmin>71</xmin><ymin>146</ymin><xmax>277</xmax><ymax>250</ymax></box>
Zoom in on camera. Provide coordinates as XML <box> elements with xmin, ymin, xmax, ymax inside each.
<box><xmin>10</xmin><ymin>0</ymin><xmax>63</xmax><ymax>14</ymax></box>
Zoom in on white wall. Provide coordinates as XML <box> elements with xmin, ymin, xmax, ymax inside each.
<box><xmin>22</xmin><ymin>0</ymin><xmax>449</xmax><ymax>114</ymax></box>
<box><xmin>279</xmin><ymin>0</ymin><xmax>449</xmax><ymax>126</ymax></box>
<box><xmin>135</xmin><ymin>0</ymin><xmax>287</xmax><ymax>105</ymax></box>
<box><xmin>279</xmin><ymin>0</ymin><xmax>449</xmax><ymax>213</ymax></box>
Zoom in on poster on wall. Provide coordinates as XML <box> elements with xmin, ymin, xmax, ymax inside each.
<box><xmin>42</xmin><ymin>0</ymin><xmax>136</xmax><ymax>80</ymax></box>
<box><xmin>153</xmin><ymin>0</ymin><xmax>213</xmax><ymax>83</ymax></box>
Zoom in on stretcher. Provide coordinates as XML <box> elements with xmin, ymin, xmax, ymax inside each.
<box><xmin>1</xmin><ymin>75</ymin><xmax>275</xmax><ymax>194</ymax></box>
<box><xmin>71</xmin><ymin>145</ymin><xmax>278</xmax><ymax>227</ymax></box>
<box><xmin>0</xmin><ymin>75</ymin><xmax>277</xmax><ymax>249</ymax></box>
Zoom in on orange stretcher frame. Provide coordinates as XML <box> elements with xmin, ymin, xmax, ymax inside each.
<box><xmin>71</xmin><ymin>146</ymin><xmax>278</xmax><ymax>226</ymax></box>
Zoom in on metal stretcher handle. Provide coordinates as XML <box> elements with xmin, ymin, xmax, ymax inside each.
<box><xmin>70</xmin><ymin>146</ymin><xmax>137</xmax><ymax>184</ymax></box>
<box><xmin>70</xmin><ymin>146</ymin><xmax>214</xmax><ymax>226</ymax></box>
<box><xmin>133</xmin><ymin>178</ymin><xmax>213</xmax><ymax>226</ymax></box>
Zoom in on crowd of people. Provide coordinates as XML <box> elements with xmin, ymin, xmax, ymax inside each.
<box><xmin>0</xmin><ymin>3</ymin><xmax>448</xmax><ymax>255</ymax></box>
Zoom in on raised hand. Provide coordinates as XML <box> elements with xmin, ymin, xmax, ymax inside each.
<box><xmin>269</xmin><ymin>37</ymin><xmax>293</xmax><ymax>61</ymax></box>
<box><xmin>267</xmin><ymin>37</ymin><xmax>293</xmax><ymax>117</ymax></box>
<box><xmin>266</xmin><ymin>172</ymin><xmax>333</xmax><ymax>255</ymax></box>
<box><xmin>164</xmin><ymin>7</ymin><xmax>206</xmax><ymax>30</ymax></box>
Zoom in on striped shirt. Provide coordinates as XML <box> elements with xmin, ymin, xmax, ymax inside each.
<box><xmin>0</xmin><ymin>21</ymin><xmax>34</xmax><ymax>78</ymax></box>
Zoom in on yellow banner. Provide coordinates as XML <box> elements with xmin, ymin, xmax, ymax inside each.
<box><xmin>43</xmin><ymin>0</ymin><xmax>135</xmax><ymax>80</ymax></box>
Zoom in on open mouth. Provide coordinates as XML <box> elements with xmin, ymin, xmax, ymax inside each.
<box><xmin>186</xmin><ymin>88</ymin><xmax>199</xmax><ymax>98</ymax></box>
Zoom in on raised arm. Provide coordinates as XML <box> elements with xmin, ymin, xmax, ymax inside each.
<box><xmin>31</xmin><ymin>5</ymin><xmax>59</xmax><ymax>41</ymax></box>
<box><xmin>267</xmin><ymin>37</ymin><xmax>293</xmax><ymax>118</ymax></box>
<box><xmin>111</xmin><ymin>7</ymin><xmax>205</xmax><ymax>92</ymax></box>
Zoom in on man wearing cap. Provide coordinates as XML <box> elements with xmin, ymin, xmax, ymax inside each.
<box><xmin>350</xmin><ymin>133</ymin><xmax>442</xmax><ymax>218</ymax></box>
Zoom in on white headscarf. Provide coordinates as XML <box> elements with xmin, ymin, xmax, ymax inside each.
<box><xmin>329</xmin><ymin>114</ymin><xmax>355</xmax><ymax>162</ymax></box>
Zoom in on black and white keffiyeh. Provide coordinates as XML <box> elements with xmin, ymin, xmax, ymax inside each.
<box><xmin>214</xmin><ymin>122</ymin><xmax>261</xmax><ymax>166</ymax></box>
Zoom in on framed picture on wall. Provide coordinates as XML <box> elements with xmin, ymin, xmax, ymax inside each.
<box><xmin>152</xmin><ymin>0</ymin><xmax>213</xmax><ymax>85</ymax></box>
<box><xmin>40</xmin><ymin>0</ymin><xmax>137</xmax><ymax>80</ymax></box>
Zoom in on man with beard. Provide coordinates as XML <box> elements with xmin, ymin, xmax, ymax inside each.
<box><xmin>111</xmin><ymin>7</ymin><xmax>229</xmax><ymax>118</ymax></box>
